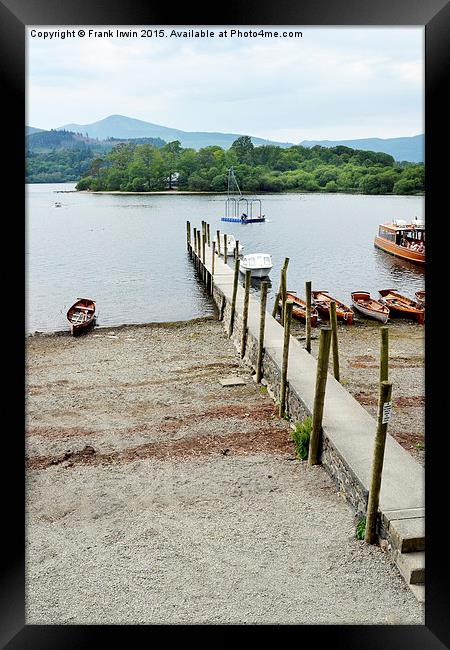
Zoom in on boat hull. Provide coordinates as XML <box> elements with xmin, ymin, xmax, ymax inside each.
<box><xmin>378</xmin><ymin>290</ymin><xmax>424</xmax><ymax>324</ymax></box>
<box><xmin>240</xmin><ymin>266</ymin><xmax>272</xmax><ymax>278</ymax></box>
<box><xmin>351</xmin><ymin>292</ymin><xmax>389</xmax><ymax>323</ymax></box>
<box><xmin>221</xmin><ymin>217</ymin><xmax>265</xmax><ymax>223</ymax></box>
<box><xmin>280</xmin><ymin>293</ymin><xmax>318</xmax><ymax>326</ymax></box>
<box><xmin>312</xmin><ymin>291</ymin><xmax>354</xmax><ymax>324</ymax></box>
<box><xmin>67</xmin><ymin>298</ymin><xmax>96</xmax><ymax>336</ymax></box>
<box><xmin>374</xmin><ymin>236</ymin><xmax>425</xmax><ymax>265</ymax></box>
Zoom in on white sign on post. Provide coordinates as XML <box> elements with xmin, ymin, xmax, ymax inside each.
<box><xmin>382</xmin><ymin>401</ymin><xmax>392</xmax><ymax>424</ymax></box>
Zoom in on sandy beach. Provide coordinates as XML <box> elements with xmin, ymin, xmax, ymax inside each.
<box><xmin>25</xmin><ymin>316</ymin><xmax>424</xmax><ymax>624</ymax></box>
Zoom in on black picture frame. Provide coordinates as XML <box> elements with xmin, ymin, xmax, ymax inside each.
<box><xmin>1</xmin><ymin>0</ymin><xmax>449</xmax><ymax>647</ymax></box>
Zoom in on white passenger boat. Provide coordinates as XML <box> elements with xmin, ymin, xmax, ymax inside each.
<box><xmin>213</xmin><ymin>233</ymin><xmax>244</xmax><ymax>257</ymax></box>
<box><xmin>239</xmin><ymin>253</ymin><xmax>273</xmax><ymax>278</ymax></box>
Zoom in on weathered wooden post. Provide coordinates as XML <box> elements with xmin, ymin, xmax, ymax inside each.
<box><xmin>256</xmin><ymin>281</ymin><xmax>268</xmax><ymax>383</ymax></box>
<box><xmin>380</xmin><ymin>326</ymin><xmax>389</xmax><ymax>384</ymax></box>
<box><xmin>186</xmin><ymin>220</ymin><xmax>191</xmax><ymax>251</ymax></box>
<box><xmin>240</xmin><ymin>269</ymin><xmax>252</xmax><ymax>358</ymax></box>
<box><xmin>193</xmin><ymin>227</ymin><xmax>197</xmax><ymax>256</ymax></box>
<box><xmin>308</xmin><ymin>327</ymin><xmax>332</xmax><ymax>465</ymax></box>
<box><xmin>329</xmin><ymin>301</ymin><xmax>340</xmax><ymax>382</ymax></box>
<box><xmin>229</xmin><ymin>252</ymin><xmax>240</xmax><ymax>336</ymax></box>
<box><xmin>224</xmin><ymin>234</ymin><xmax>228</xmax><ymax>265</ymax></box>
<box><xmin>202</xmin><ymin>227</ymin><xmax>206</xmax><ymax>264</ymax></box>
<box><xmin>279</xmin><ymin>300</ymin><xmax>294</xmax><ymax>418</ymax></box>
<box><xmin>305</xmin><ymin>280</ymin><xmax>312</xmax><ymax>353</ymax></box>
<box><xmin>219</xmin><ymin>295</ymin><xmax>226</xmax><ymax>321</ymax></box>
<box><xmin>197</xmin><ymin>230</ymin><xmax>201</xmax><ymax>271</ymax></box>
<box><xmin>216</xmin><ymin>230</ymin><xmax>221</xmax><ymax>256</ymax></box>
<box><xmin>280</xmin><ymin>266</ymin><xmax>287</xmax><ymax>326</ymax></box>
<box><xmin>365</xmin><ymin>380</ymin><xmax>393</xmax><ymax>544</ymax></box>
<box><xmin>211</xmin><ymin>241</ymin><xmax>216</xmax><ymax>276</ymax></box>
<box><xmin>207</xmin><ymin>223</ymin><xmax>211</xmax><ymax>246</ymax></box>
<box><xmin>272</xmin><ymin>258</ymin><xmax>290</xmax><ymax>319</ymax></box>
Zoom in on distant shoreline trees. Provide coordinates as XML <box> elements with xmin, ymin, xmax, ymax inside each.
<box><xmin>42</xmin><ymin>135</ymin><xmax>426</xmax><ymax>194</ymax></box>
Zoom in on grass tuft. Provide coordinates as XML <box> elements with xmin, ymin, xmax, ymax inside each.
<box><xmin>356</xmin><ymin>516</ymin><xmax>366</xmax><ymax>540</ymax></box>
<box><xmin>291</xmin><ymin>417</ymin><xmax>312</xmax><ymax>460</ymax></box>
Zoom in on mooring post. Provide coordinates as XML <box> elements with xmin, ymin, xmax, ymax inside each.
<box><xmin>305</xmin><ymin>281</ymin><xmax>312</xmax><ymax>353</ymax></box>
<box><xmin>280</xmin><ymin>266</ymin><xmax>287</xmax><ymax>326</ymax></box>
<box><xmin>229</xmin><ymin>252</ymin><xmax>240</xmax><ymax>336</ymax></box>
<box><xmin>279</xmin><ymin>300</ymin><xmax>294</xmax><ymax>418</ymax></box>
<box><xmin>216</xmin><ymin>230</ymin><xmax>221</xmax><ymax>256</ymax></box>
<box><xmin>193</xmin><ymin>227</ymin><xmax>197</xmax><ymax>256</ymax></box>
<box><xmin>212</xmin><ymin>241</ymin><xmax>216</xmax><ymax>276</ymax></box>
<box><xmin>308</xmin><ymin>327</ymin><xmax>332</xmax><ymax>465</ymax></box>
<box><xmin>240</xmin><ymin>269</ymin><xmax>252</xmax><ymax>358</ymax></box>
<box><xmin>272</xmin><ymin>257</ymin><xmax>290</xmax><ymax>319</ymax></box>
<box><xmin>186</xmin><ymin>220</ymin><xmax>191</xmax><ymax>251</ymax></box>
<box><xmin>365</xmin><ymin>380</ymin><xmax>393</xmax><ymax>544</ymax></box>
<box><xmin>329</xmin><ymin>301</ymin><xmax>340</xmax><ymax>382</ymax></box>
<box><xmin>224</xmin><ymin>234</ymin><xmax>228</xmax><ymax>265</ymax></box>
<box><xmin>256</xmin><ymin>281</ymin><xmax>268</xmax><ymax>383</ymax></box>
<box><xmin>202</xmin><ymin>227</ymin><xmax>206</xmax><ymax>264</ymax></box>
<box><xmin>380</xmin><ymin>326</ymin><xmax>389</xmax><ymax>384</ymax></box>
<box><xmin>207</xmin><ymin>223</ymin><xmax>211</xmax><ymax>246</ymax></box>
<box><xmin>219</xmin><ymin>294</ymin><xmax>226</xmax><ymax>321</ymax></box>
<box><xmin>197</xmin><ymin>230</ymin><xmax>201</xmax><ymax>270</ymax></box>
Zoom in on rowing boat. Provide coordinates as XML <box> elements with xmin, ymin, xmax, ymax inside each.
<box><xmin>351</xmin><ymin>291</ymin><xmax>390</xmax><ymax>323</ymax></box>
<box><xmin>311</xmin><ymin>291</ymin><xmax>354</xmax><ymax>324</ymax></box>
<box><xmin>378</xmin><ymin>289</ymin><xmax>424</xmax><ymax>324</ymax></box>
<box><xmin>67</xmin><ymin>298</ymin><xmax>96</xmax><ymax>336</ymax></box>
<box><xmin>415</xmin><ymin>289</ymin><xmax>425</xmax><ymax>306</ymax></box>
<box><xmin>278</xmin><ymin>292</ymin><xmax>318</xmax><ymax>325</ymax></box>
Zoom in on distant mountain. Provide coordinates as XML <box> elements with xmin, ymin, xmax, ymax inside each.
<box><xmin>300</xmin><ymin>135</ymin><xmax>424</xmax><ymax>163</ymax></box>
<box><xmin>57</xmin><ymin>114</ymin><xmax>294</xmax><ymax>150</ymax></box>
<box><xmin>26</xmin><ymin>126</ymin><xmax>46</xmax><ymax>136</ymax></box>
<box><xmin>26</xmin><ymin>128</ymin><xmax>166</xmax><ymax>152</ymax></box>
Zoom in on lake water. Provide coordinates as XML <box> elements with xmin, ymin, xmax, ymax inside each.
<box><xmin>26</xmin><ymin>183</ymin><xmax>424</xmax><ymax>333</ymax></box>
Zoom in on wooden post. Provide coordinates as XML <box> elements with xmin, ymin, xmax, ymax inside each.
<box><xmin>224</xmin><ymin>234</ymin><xmax>228</xmax><ymax>265</ymax></box>
<box><xmin>229</xmin><ymin>255</ymin><xmax>240</xmax><ymax>336</ymax></box>
<box><xmin>202</xmin><ymin>228</ymin><xmax>206</xmax><ymax>263</ymax></box>
<box><xmin>197</xmin><ymin>230</ymin><xmax>201</xmax><ymax>270</ymax></box>
<box><xmin>380</xmin><ymin>326</ymin><xmax>389</xmax><ymax>384</ymax></box>
<box><xmin>256</xmin><ymin>281</ymin><xmax>268</xmax><ymax>383</ymax></box>
<box><xmin>329</xmin><ymin>301</ymin><xmax>340</xmax><ymax>382</ymax></box>
<box><xmin>186</xmin><ymin>220</ymin><xmax>191</xmax><ymax>250</ymax></box>
<box><xmin>206</xmin><ymin>223</ymin><xmax>210</xmax><ymax>246</ymax></box>
<box><xmin>193</xmin><ymin>227</ymin><xmax>197</xmax><ymax>256</ymax></box>
<box><xmin>272</xmin><ymin>258</ymin><xmax>290</xmax><ymax>318</ymax></box>
<box><xmin>219</xmin><ymin>294</ymin><xmax>226</xmax><ymax>321</ymax></box>
<box><xmin>305</xmin><ymin>280</ymin><xmax>312</xmax><ymax>353</ymax></box>
<box><xmin>308</xmin><ymin>327</ymin><xmax>332</xmax><ymax>465</ymax></box>
<box><xmin>279</xmin><ymin>300</ymin><xmax>294</xmax><ymax>418</ymax></box>
<box><xmin>365</xmin><ymin>380</ymin><xmax>393</xmax><ymax>544</ymax></box>
<box><xmin>240</xmin><ymin>269</ymin><xmax>252</xmax><ymax>358</ymax></box>
<box><xmin>280</xmin><ymin>266</ymin><xmax>287</xmax><ymax>326</ymax></box>
<box><xmin>211</xmin><ymin>241</ymin><xmax>216</xmax><ymax>276</ymax></box>
<box><xmin>216</xmin><ymin>230</ymin><xmax>221</xmax><ymax>256</ymax></box>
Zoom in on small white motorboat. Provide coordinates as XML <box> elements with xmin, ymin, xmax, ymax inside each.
<box><xmin>213</xmin><ymin>233</ymin><xmax>244</xmax><ymax>257</ymax></box>
<box><xmin>239</xmin><ymin>253</ymin><xmax>273</xmax><ymax>278</ymax></box>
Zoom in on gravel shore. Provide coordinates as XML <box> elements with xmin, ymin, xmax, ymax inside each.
<box><xmin>25</xmin><ymin>317</ymin><xmax>424</xmax><ymax>624</ymax></box>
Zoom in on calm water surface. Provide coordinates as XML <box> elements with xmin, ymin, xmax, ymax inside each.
<box><xmin>26</xmin><ymin>183</ymin><xmax>424</xmax><ymax>332</ymax></box>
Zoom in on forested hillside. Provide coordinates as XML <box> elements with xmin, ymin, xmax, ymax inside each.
<box><xmin>75</xmin><ymin>136</ymin><xmax>424</xmax><ymax>195</ymax></box>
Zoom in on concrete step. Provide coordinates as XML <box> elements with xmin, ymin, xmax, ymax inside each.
<box><xmin>380</xmin><ymin>509</ymin><xmax>425</xmax><ymax>553</ymax></box>
<box><xmin>396</xmin><ymin>550</ymin><xmax>425</xmax><ymax>585</ymax></box>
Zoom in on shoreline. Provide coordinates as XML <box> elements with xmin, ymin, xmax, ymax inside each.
<box><xmin>53</xmin><ymin>188</ymin><xmax>424</xmax><ymax>197</ymax></box>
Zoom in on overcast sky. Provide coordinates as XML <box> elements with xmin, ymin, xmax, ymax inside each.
<box><xmin>26</xmin><ymin>26</ymin><xmax>424</xmax><ymax>142</ymax></box>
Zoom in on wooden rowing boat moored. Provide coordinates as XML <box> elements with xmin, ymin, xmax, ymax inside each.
<box><xmin>279</xmin><ymin>292</ymin><xmax>318</xmax><ymax>326</ymax></box>
<box><xmin>351</xmin><ymin>291</ymin><xmax>390</xmax><ymax>324</ymax></box>
<box><xmin>67</xmin><ymin>298</ymin><xmax>96</xmax><ymax>336</ymax></box>
<box><xmin>378</xmin><ymin>289</ymin><xmax>424</xmax><ymax>324</ymax></box>
<box><xmin>311</xmin><ymin>291</ymin><xmax>354</xmax><ymax>324</ymax></box>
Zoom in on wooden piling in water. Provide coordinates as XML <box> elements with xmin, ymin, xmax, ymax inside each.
<box><xmin>380</xmin><ymin>326</ymin><xmax>389</xmax><ymax>384</ymax></box>
<box><xmin>240</xmin><ymin>269</ymin><xmax>252</xmax><ymax>358</ymax></box>
<box><xmin>216</xmin><ymin>230</ymin><xmax>221</xmax><ymax>256</ymax></box>
<box><xmin>229</xmin><ymin>251</ymin><xmax>240</xmax><ymax>336</ymax></box>
<box><xmin>280</xmin><ymin>266</ymin><xmax>287</xmax><ymax>327</ymax></box>
<box><xmin>256</xmin><ymin>281</ymin><xmax>268</xmax><ymax>383</ymax></box>
<box><xmin>308</xmin><ymin>327</ymin><xmax>332</xmax><ymax>465</ymax></box>
<box><xmin>329</xmin><ymin>301</ymin><xmax>340</xmax><ymax>382</ymax></box>
<box><xmin>207</xmin><ymin>223</ymin><xmax>211</xmax><ymax>246</ymax></box>
<box><xmin>186</xmin><ymin>221</ymin><xmax>191</xmax><ymax>251</ymax></box>
<box><xmin>365</xmin><ymin>380</ymin><xmax>393</xmax><ymax>544</ymax></box>
<box><xmin>224</xmin><ymin>234</ymin><xmax>228</xmax><ymax>265</ymax></box>
<box><xmin>279</xmin><ymin>300</ymin><xmax>294</xmax><ymax>418</ymax></box>
<box><xmin>211</xmin><ymin>241</ymin><xmax>216</xmax><ymax>276</ymax></box>
<box><xmin>305</xmin><ymin>281</ymin><xmax>312</xmax><ymax>353</ymax></box>
<box><xmin>193</xmin><ymin>227</ymin><xmax>197</xmax><ymax>256</ymax></box>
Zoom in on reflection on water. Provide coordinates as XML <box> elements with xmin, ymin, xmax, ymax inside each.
<box><xmin>26</xmin><ymin>184</ymin><xmax>424</xmax><ymax>332</ymax></box>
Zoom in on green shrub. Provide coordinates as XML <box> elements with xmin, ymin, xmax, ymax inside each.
<box><xmin>291</xmin><ymin>417</ymin><xmax>312</xmax><ymax>460</ymax></box>
<box><xmin>356</xmin><ymin>516</ymin><xmax>366</xmax><ymax>540</ymax></box>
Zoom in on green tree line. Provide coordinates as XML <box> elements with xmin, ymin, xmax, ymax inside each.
<box><xmin>74</xmin><ymin>136</ymin><xmax>424</xmax><ymax>195</ymax></box>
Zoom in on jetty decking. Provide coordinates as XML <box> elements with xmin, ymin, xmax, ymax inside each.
<box><xmin>188</xmin><ymin>224</ymin><xmax>425</xmax><ymax>599</ymax></box>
